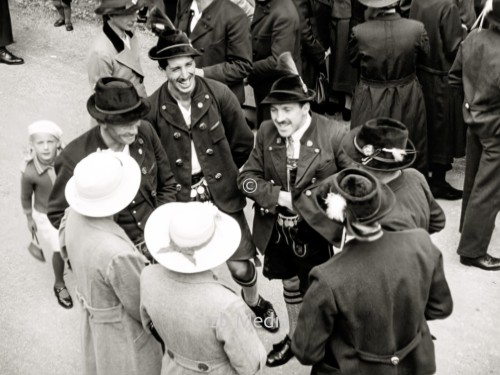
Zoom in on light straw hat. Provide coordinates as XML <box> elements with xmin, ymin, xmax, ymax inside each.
<box><xmin>145</xmin><ymin>202</ymin><xmax>241</xmax><ymax>273</ymax></box>
<box><xmin>65</xmin><ymin>151</ymin><xmax>141</xmax><ymax>217</ymax></box>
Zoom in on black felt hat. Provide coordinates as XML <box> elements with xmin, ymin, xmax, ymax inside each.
<box><xmin>342</xmin><ymin>117</ymin><xmax>417</xmax><ymax>172</ymax></box>
<box><xmin>261</xmin><ymin>74</ymin><xmax>316</xmax><ymax>104</ymax></box>
<box><xmin>87</xmin><ymin>77</ymin><xmax>150</xmax><ymax>124</ymax></box>
<box><xmin>148</xmin><ymin>29</ymin><xmax>201</xmax><ymax>62</ymax></box>
<box><xmin>94</xmin><ymin>0</ymin><xmax>140</xmax><ymax>15</ymax></box>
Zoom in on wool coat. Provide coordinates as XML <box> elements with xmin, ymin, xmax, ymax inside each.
<box><xmin>61</xmin><ymin>209</ymin><xmax>162</xmax><ymax>375</ymax></box>
<box><xmin>47</xmin><ymin>122</ymin><xmax>177</xmax><ymax>243</ymax></box>
<box><xmin>140</xmin><ymin>265</ymin><xmax>266</xmax><ymax>375</ymax></box>
<box><xmin>449</xmin><ymin>27</ymin><xmax>500</xmax><ymax>258</ymax></box>
<box><xmin>292</xmin><ymin>229</ymin><xmax>453</xmax><ymax>375</ymax></box>
<box><xmin>87</xmin><ymin>21</ymin><xmax>147</xmax><ymax>97</ymax></box>
<box><xmin>175</xmin><ymin>0</ymin><xmax>253</xmax><ymax>103</ymax></box>
<box><xmin>0</xmin><ymin>0</ymin><xmax>13</xmax><ymax>47</ymax></box>
<box><xmin>237</xmin><ymin>112</ymin><xmax>350</xmax><ymax>252</ymax></box>
<box><xmin>349</xmin><ymin>13</ymin><xmax>430</xmax><ymax>174</ymax></box>
<box><xmin>410</xmin><ymin>0</ymin><xmax>466</xmax><ymax>165</ymax></box>
<box><xmin>144</xmin><ymin>76</ymin><xmax>254</xmax><ymax>214</ymax></box>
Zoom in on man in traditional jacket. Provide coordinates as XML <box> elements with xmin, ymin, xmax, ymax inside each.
<box><xmin>61</xmin><ymin>151</ymin><xmax>162</xmax><ymax>375</ymax></box>
<box><xmin>410</xmin><ymin>0</ymin><xmax>465</xmax><ymax>200</ymax></box>
<box><xmin>175</xmin><ymin>0</ymin><xmax>253</xmax><ymax>104</ymax></box>
<box><xmin>449</xmin><ymin>0</ymin><xmax>500</xmax><ymax>271</ymax></box>
<box><xmin>145</xmin><ymin>29</ymin><xmax>279</xmax><ymax>332</ymax></box>
<box><xmin>292</xmin><ymin>168</ymin><xmax>453</xmax><ymax>375</ymax></box>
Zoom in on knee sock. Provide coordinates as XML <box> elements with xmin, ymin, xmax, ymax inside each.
<box><xmin>232</xmin><ymin>263</ymin><xmax>259</xmax><ymax>306</ymax></box>
<box><xmin>283</xmin><ymin>284</ymin><xmax>303</xmax><ymax>337</ymax></box>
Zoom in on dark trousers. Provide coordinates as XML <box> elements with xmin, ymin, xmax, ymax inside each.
<box><xmin>0</xmin><ymin>0</ymin><xmax>14</xmax><ymax>47</ymax></box>
<box><xmin>458</xmin><ymin>125</ymin><xmax>500</xmax><ymax>258</ymax></box>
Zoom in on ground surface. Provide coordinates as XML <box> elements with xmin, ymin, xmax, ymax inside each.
<box><xmin>0</xmin><ymin>4</ymin><xmax>499</xmax><ymax>375</ymax></box>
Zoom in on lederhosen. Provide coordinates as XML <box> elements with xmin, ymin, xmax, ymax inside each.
<box><xmin>263</xmin><ymin>156</ymin><xmax>334</xmax><ymax>293</ymax></box>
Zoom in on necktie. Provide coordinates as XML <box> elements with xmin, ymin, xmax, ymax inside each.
<box><xmin>286</xmin><ymin>137</ymin><xmax>294</xmax><ymax>159</ymax></box>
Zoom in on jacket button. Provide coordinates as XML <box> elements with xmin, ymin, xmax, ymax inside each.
<box><xmin>142</xmin><ymin>167</ymin><xmax>147</xmax><ymax>175</ymax></box>
<box><xmin>314</xmin><ymin>148</ymin><xmax>320</xmax><ymax>153</ymax></box>
<box><xmin>198</xmin><ymin>102</ymin><xmax>203</xmax><ymax>108</ymax></box>
<box><xmin>198</xmin><ymin>363</ymin><xmax>209</xmax><ymax>371</ymax></box>
<box><xmin>264</xmin><ymin>208</ymin><xmax>269</xmax><ymax>213</ymax></box>
<box><xmin>161</xmin><ymin>105</ymin><xmax>166</xmax><ymax>110</ymax></box>
<box><xmin>391</xmin><ymin>356</ymin><xmax>399</xmax><ymax>366</ymax></box>
<box><xmin>151</xmin><ymin>190</ymin><xmax>157</xmax><ymax>197</ymax></box>
<box><xmin>173</xmin><ymin>132</ymin><xmax>181</xmax><ymax>139</ymax></box>
<box><xmin>200</xmin><ymin>47</ymin><xmax>205</xmax><ymax>52</ymax></box>
<box><xmin>176</xmin><ymin>184</ymin><xmax>182</xmax><ymax>191</ymax></box>
<box><xmin>138</xmin><ymin>138</ymin><xmax>144</xmax><ymax>145</ymax></box>
<box><xmin>268</xmin><ymin>146</ymin><xmax>273</xmax><ymax>151</ymax></box>
<box><xmin>132</xmin><ymin>210</ymin><xmax>137</xmax><ymax>214</ymax></box>
<box><xmin>175</xmin><ymin>158</ymin><xmax>183</xmax><ymax>166</ymax></box>
<box><xmin>465</xmin><ymin>102</ymin><xmax>470</xmax><ymax>110</ymax></box>
<box><xmin>215</xmin><ymin>173</ymin><xmax>222</xmax><ymax>180</ymax></box>
<box><xmin>132</xmin><ymin>200</ymin><xmax>136</xmax><ymax>204</ymax></box>
<box><xmin>138</xmin><ymin>222</ymin><xmax>142</xmax><ymax>226</ymax></box>
<box><xmin>199</xmin><ymin>123</ymin><xmax>207</xmax><ymax>130</ymax></box>
<box><xmin>138</xmin><ymin>148</ymin><xmax>143</xmax><ymax>155</ymax></box>
<box><xmin>305</xmin><ymin>190</ymin><xmax>312</xmax><ymax>197</ymax></box>
<box><xmin>206</xmin><ymin>148</ymin><xmax>214</xmax><ymax>155</ymax></box>
<box><xmin>311</xmin><ymin>177</ymin><xmax>317</xmax><ymax>184</ymax></box>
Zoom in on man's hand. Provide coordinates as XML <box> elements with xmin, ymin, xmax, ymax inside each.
<box><xmin>277</xmin><ymin>191</ymin><xmax>295</xmax><ymax>212</ymax></box>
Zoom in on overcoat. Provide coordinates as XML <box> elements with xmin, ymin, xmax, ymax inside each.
<box><xmin>140</xmin><ymin>266</ymin><xmax>266</xmax><ymax>375</ymax></box>
<box><xmin>175</xmin><ymin>0</ymin><xmax>253</xmax><ymax>103</ymax></box>
<box><xmin>247</xmin><ymin>0</ymin><xmax>301</xmax><ymax>105</ymax></box>
<box><xmin>87</xmin><ymin>21</ymin><xmax>147</xmax><ymax>97</ymax></box>
<box><xmin>349</xmin><ymin>13</ymin><xmax>430</xmax><ymax>174</ymax></box>
<box><xmin>144</xmin><ymin>76</ymin><xmax>254</xmax><ymax>214</ymax></box>
<box><xmin>292</xmin><ymin>229</ymin><xmax>453</xmax><ymax>375</ymax></box>
<box><xmin>0</xmin><ymin>0</ymin><xmax>14</xmax><ymax>47</ymax></box>
<box><xmin>62</xmin><ymin>209</ymin><xmax>162</xmax><ymax>375</ymax></box>
<box><xmin>237</xmin><ymin>113</ymin><xmax>350</xmax><ymax>252</ymax></box>
<box><xmin>410</xmin><ymin>0</ymin><xmax>465</xmax><ymax>164</ymax></box>
<box><xmin>47</xmin><ymin>122</ymin><xmax>177</xmax><ymax>242</ymax></box>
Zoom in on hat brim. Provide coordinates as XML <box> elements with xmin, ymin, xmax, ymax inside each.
<box><xmin>87</xmin><ymin>95</ymin><xmax>151</xmax><ymax>124</ymax></box>
<box><xmin>148</xmin><ymin>45</ymin><xmax>202</xmax><ymax>61</ymax></box>
<box><xmin>95</xmin><ymin>4</ymin><xmax>140</xmax><ymax>15</ymax></box>
<box><xmin>145</xmin><ymin>203</ymin><xmax>241</xmax><ymax>273</ymax></box>
<box><xmin>341</xmin><ymin>126</ymin><xmax>416</xmax><ymax>172</ymax></box>
<box><xmin>261</xmin><ymin>89</ymin><xmax>316</xmax><ymax>105</ymax></box>
<box><xmin>65</xmin><ymin>153</ymin><xmax>141</xmax><ymax>217</ymax></box>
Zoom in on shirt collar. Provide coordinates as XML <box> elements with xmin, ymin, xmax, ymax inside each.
<box><xmin>290</xmin><ymin>113</ymin><xmax>312</xmax><ymax>143</ymax></box>
<box><xmin>33</xmin><ymin>155</ymin><xmax>54</xmax><ymax>175</ymax></box>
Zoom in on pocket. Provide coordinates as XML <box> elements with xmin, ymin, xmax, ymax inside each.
<box><xmin>315</xmin><ymin>160</ymin><xmax>337</xmax><ymax>180</ymax></box>
<box><xmin>209</xmin><ymin>121</ymin><xmax>226</xmax><ymax>144</ymax></box>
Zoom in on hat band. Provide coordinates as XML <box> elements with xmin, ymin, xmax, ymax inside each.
<box><xmin>354</xmin><ymin>136</ymin><xmax>415</xmax><ymax>165</ymax></box>
<box><xmin>95</xmin><ymin>100</ymin><xmax>142</xmax><ymax>115</ymax></box>
<box><xmin>156</xmin><ymin>43</ymin><xmax>195</xmax><ymax>56</ymax></box>
<box><xmin>157</xmin><ymin>229</ymin><xmax>215</xmax><ymax>265</ymax></box>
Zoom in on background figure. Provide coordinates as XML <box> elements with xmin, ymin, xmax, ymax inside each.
<box><xmin>141</xmin><ymin>202</ymin><xmax>266</xmax><ymax>375</ymax></box>
<box><xmin>61</xmin><ymin>151</ymin><xmax>162</xmax><ymax>375</ymax></box>
<box><xmin>21</xmin><ymin>121</ymin><xmax>72</xmax><ymax>309</ymax></box>
<box><xmin>410</xmin><ymin>0</ymin><xmax>465</xmax><ymax>200</ymax></box>
<box><xmin>349</xmin><ymin>0</ymin><xmax>430</xmax><ymax>175</ymax></box>
<box><xmin>52</xmin><ymin>0</ymin><xmax>73</xmax><ymax>31</ymax></box>
<box><xmin>449</xmin><ymin>0</ymin><xmax>500</xmax><ymax>271</ymax></box>
<box><xmin>175</xmin><ymin>0</ymin><xmax>253</xmax><ymax>104</ymax></box>
<box><xmin>0</xmin><ymin>0</ymin><xmax>24</xmax><ymax>64</ymax></box>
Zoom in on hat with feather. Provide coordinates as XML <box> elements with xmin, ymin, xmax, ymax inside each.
<box><xmin>315</xmin><ymin>168</ymin><xmax>395</xmax><ymax>242</ymax></box>
<box><xmin>261</xmin><ymin>52</ymin><xmax>315</xmax><ymax>104</ymax></box>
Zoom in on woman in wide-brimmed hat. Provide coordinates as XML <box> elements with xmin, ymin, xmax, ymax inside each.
<box><xmin>140</xmin><ymin>201</ymin><xmax>267</xmax><ymax>375</ymax></box>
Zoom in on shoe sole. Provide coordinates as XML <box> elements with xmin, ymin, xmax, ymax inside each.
<box><xmin>460</xmin><ymin>260</ymin><xmax>500</xmax><ymax>271</ymax></box>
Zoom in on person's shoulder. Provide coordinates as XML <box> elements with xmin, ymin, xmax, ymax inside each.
<box><xmin>201</xmin><ymin>76</ymin><xmax>229</xmax><ymax>94</ymax></box>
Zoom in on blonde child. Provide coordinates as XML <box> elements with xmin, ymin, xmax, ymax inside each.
<box><xmin>20</xmin><ymin>120</ymin><xmax>73</xmax><ymax>309</ymax></box>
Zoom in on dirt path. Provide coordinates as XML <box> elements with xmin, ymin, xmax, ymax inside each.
<box><xmin>0</xmin><ymin>4</ymin><xmax>499</xmax><ymax>375</ymax></box>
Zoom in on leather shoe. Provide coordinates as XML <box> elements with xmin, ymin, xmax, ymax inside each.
<box><xmin>430</xmin><ymin>182</ymin><xmax>463</xmax><ymax>200</ymax></box>
<box><xmin>54</xmin><ymin>18</ymin><xmax>65</xmax><ymax>27</ymax></box>
<box><xmin>266</xmin><ymin>335</ymin><xmax>294</xmax><ymax>367</ymax></box>
<box><xmin>65</xmin><ymin>23</ymin><xmax>74</xmax><ymax>31</ymax></box>
<box><xmin>245</xmin><ymin>294</ymin><xmax>279</xmax><ymax>333</ymax></box>
<box><xmin>0</xmin><ymin>48</ymin><xmax>24</xmax><ymax>65</ymax></box>
<box><xmin>460</xmin><ymin>254</ymin><xmax>500</xmax><ymax>271</ymax></box>
<box><xmin>54</xmin><ymin>286</ymin><xmax>73</xmax><ymax>309</ymax></box>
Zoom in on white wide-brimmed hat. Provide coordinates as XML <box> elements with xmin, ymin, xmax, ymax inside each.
<box><xmin>65</xmin><ymin>151</ymin><xmax>141</xmax><ymax>217</ymax></box>
<box><xmin>145</xmin><ymin>202</ymin><xmax>241</xmax><ymax>273</ymax></box>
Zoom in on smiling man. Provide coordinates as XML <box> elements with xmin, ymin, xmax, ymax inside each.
<box><xmin>145</xmin><ymin>28</ymin><xmax>280</xmax><ymax>335</ymax></box>
<box><xmin>238</xmin><ymin>70</ymin><xmax>350</xmax><ymax>367</ymax></box>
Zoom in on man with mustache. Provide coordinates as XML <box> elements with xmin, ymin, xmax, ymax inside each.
<box><xmin>145</xmin><ymin>29</ymin><xmax>279</xmax><ymax>334</ymax></box>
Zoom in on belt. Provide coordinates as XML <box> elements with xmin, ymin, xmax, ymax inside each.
<box><xmin>75</xmin><ymin>289</ymin><xmax>124</xmax><ymax>323</ymax></box>
<box><xmin>190</xmin><ymin>176</ymin><xmax>211</xmax><ymax>202</ymax></box>
<box><xmin>277</xmin><ymin>213</ymin><xmax>300</xmax><ymax>228</ymax></box>
<box><xmin>165</xmin><ymin>347</ymin><xmax>228</xmax><ymax>372</ymax></box>
<box><xmin>191</xmin><ymin>172</ymin><xmax>204</xmax><ymax>185</ymax></box>
<box><xmin>360</xmin><ymin>74</ymin><xmax>416</xmax><ymax>88</ymax></box>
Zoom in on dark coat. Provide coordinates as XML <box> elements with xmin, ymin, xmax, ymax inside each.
<box><xmin>0</xmin><ymin>0</ymin><xmax>14</xmax><ymax>47</ymax></box>
<box><xmin>145</xmin><ymin>76</ymin><xmax>254</xmax><ymax>214</ymax></box>
<box><xmin>410</xmin><ymin>0</ymin><xmax>465</xmax><ymax>164</ymax></box>
<box><xmin>237</xmin><ymin>113</ymin><xmax>350</xmax><ymax>251</ymax></box>
<box><xmin>175</xmin><ymin>0</ymin><xmax>253</xmax><ymax>103</ymax></box>
<box><xmin>248</xmin><ymin>0</ymin><xmax>302</xmax><ymax>103</ymax></box>
<box><xmin>349</xmin><ymin>13</ymin><xmax>430</xmax><ymax>174</ymax></box>
<box><xmin>292</xmin><ymin>229</ymin><xmax>453</xmax><ymax>375</ymax></box>
<box><xmin>47</xmin><ymin>122</ymin><xmax>177</xmax><ymax>242</ymax></box>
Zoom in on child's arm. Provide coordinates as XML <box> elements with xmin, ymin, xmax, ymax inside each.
<box><xmin>20</xmin><ymin>171</ymin><xmax>37</xmax><ymax>233</ymax></box>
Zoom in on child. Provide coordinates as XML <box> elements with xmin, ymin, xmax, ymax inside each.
<box><xmin>52</xmin><ymin>0</ymin><xmax>73</xmax><ymax>31</ymax></box>
<box><xmin>21</xmin><ymin>120</ymin><xmax>73</xmax><ymax>309</ymax></box>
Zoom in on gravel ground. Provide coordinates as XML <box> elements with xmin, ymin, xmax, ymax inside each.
<box><xmin>0</xmin><ymin>3</ymin><xmax>499</xmax><ymax>375</ymax></box>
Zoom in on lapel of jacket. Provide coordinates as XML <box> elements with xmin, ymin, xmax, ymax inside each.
<box><xmin>189</xmin><ymin>0</ymin><xmax>219</xmax><ymax>43</ymax></box>
<box><xmin>115</xmin><ymin>38</ymin><xmax>144</xmax><ymax>77</ymax></box>
<box><xmin>268</xmin><ymin>132</ymin><xmax>288</xmax><ymax>189</ymax></box>
<box><xmin>251</xmin><ymin>1</ymin><xmax>268</xmax><ymax>29</ymax></box>
<box><xmin>189</xmin><ymin>78</ymin><xmax>212</xmax><ymax>126</ymax></box>
<box><xmin>129</xmin><ymin>128</ymin><xmax>146</xmax><ymax>168</ymax></box>
<box><xmin>158</xmin><ymin>86</ymin><xmax>191</xmax><ymax>133</ymax></box>
<box><xmin>294</xmin><ymin>118</ymin><xmax>320</xmax><ymax>186</ymax></box>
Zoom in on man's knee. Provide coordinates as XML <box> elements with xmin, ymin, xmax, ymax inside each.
<box><xmin>227</xmin><ymin>259</ymin><xmax>255</xmax><ymax>282</ymax></box>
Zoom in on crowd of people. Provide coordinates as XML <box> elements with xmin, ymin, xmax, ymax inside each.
<box><xmin>10</xmin><ymin>0</ymin><xmax>500</xmax><ymax>373</ymax></box>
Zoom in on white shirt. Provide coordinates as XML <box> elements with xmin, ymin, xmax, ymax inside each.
<box><xmin>189</xmin><ymin>1</ymin><xmax>203</xmax><ymax>33</ymax></box>
<box><xmin>287</xmin><ymin>114</ymin><xmax>312</xmax><ymax>159</ymax></box>
<box><xmin>178</xmin><ymin>103</ymin><xmax>202</xmax><ymax>175</ymax></box>
<box><xmin>122</xmin><ymin>34</ymin><xmax>131</xmax><ymax>50</ymax></box>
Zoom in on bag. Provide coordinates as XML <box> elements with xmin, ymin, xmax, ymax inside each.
<box><xmin>28</xmin><ymin>230</ymin><xmax>45</xmax><ymax>262</ymax></box>
<box><xmin>312</xmin><ymin>72</ymin><xmax>330</xmax><ymax>113</ymax></box>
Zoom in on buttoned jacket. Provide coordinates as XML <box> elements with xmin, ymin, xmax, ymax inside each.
<box><xmin>237</xmin><ymin>113</ymin><xmax>350</xmax><ymax>251</ymax></box>
<box><xmin>48</xmin><ymin>122</ymin><xmax>177</xmax><ymax>240</ymax></box>
<box><xmin>87</xmin><ymin>21</ymin><xmax>147</xmax><ymax>97</ymax></box>
<box><xmin>145</xmin><ymin>77</ymin><xmax>254</xmax><ymax>213</ymax></box>
<box><xmin>176</xmin><ymin>0</ymin><xmax>253</xmax><ymax>103</ymax></box>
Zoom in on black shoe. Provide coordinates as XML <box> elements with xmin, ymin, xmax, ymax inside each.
<box><xmin>54</xmin><ymin>18</ymin><xmax>65</xmax><ymax>27</ymax></box>
<box><xmin>54</xmin><ymin>286</ymin><xmax>73</xmax><ymax>309</ymax></box>
<box><xmin>245</xmin><ymin>294</ymin><xmax>279</xmax><ymax>333</ymax></box>
<box><xmin>266</xmin><ymin>335</ymin><xmax>294</xmax><ymax>367</ymax></box>
<box><xmin>0</xmin><ymin>48</ymin><xmax>24</xmax><ymax>65</ymax></box>
<box><xmin>430</xmin><ymin>182</ymin><xmax>463</xmax><ymax>200</ymax></box>
<box><xmin>460</xmin><ymin>254</ymin><xmax>500</xmax><ymax>271</ymax></box>
<box><xmin>65</xmin><ymin>23</ymin><xmax>73</xmax><ymax>31</ymax></box>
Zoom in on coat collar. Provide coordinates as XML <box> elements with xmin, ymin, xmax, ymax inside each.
<box><xmin>163</xmin><ymin>268</ymin><xmax>236</xmax><ymax>293</ymax></box>
<box><xmin>372</xmin><ymin>12</ymin><xmax>401</xmax><ymax>21</ymax></box>
<box><xmin>188</xmin><ymin>0</ymin><xmax>221</xmax><ymax>43</ymax></box>
<box><xmin>103</xmin><ymin>20</ymin><xmax>133</xmax><ymax>54</ymax></box>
